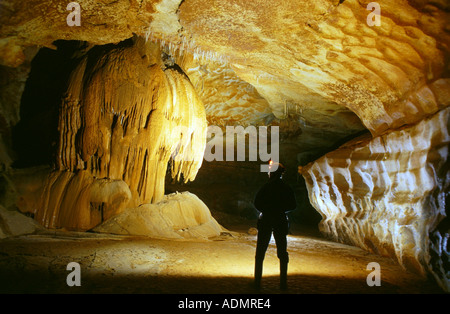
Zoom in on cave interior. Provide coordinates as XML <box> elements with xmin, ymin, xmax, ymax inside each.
<box><xmin>0</xmin><ymin>0</ymin><xmax>449</xmax><ymax>294</ymax></box>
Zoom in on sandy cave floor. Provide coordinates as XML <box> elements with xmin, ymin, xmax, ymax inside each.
<box><xmin>0</xmin><ymin>223</ymin><xmax>444</xmax><ymax>295</ymax></box>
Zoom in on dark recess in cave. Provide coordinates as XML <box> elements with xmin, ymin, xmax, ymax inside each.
<box><xmin>12</xmin><ymin>40</ymin><xmax>86</xmax><ymax>168</ymax></box>
<box><xmin>165</xmin><ymin>159</ymin><xmax>323</xmax><ymax>231</ymax></box>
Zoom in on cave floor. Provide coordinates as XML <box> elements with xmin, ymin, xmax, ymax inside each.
<box><xmin>0</xmin><ymin>224</ymin><xmax>443</xmax><ymax>294</ymax></box>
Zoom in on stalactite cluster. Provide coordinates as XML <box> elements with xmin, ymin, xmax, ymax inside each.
<box><xmin>30</xmin><ymin>37</ymin><xmax>207</xmax><ymax>230</ymax></box>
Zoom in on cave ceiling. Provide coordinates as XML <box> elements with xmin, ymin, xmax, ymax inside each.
<box><xmin>1</xmin><ymin>0</ymin><xmax>449</xmax><ymax>156</ymax></box>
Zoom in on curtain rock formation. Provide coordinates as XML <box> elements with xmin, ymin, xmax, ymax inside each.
<box><xmin>18</xmin><ymin>37</ymin><xmax>208</xmax><ymax>231</ymax></box>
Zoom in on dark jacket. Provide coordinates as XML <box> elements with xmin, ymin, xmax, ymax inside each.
<box><xmin>254</xmin><ymin>177</ymin><xmax>296</xmax><ymax>219</ymax></box>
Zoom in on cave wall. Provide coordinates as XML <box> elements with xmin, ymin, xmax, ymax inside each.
<box><xmin>301</xmin><ymin>103</ymin><xmax>450</xmax><ymax>291</ymax></box>
<box><xmin>0</xmin><ymin>46</ymin><xmax>40</xmax><ymax>172</ymax></box>
<box><xmin>4</xmin><ymin>0</ymin><xmax>449</xmax><ymax>145</ymax></box>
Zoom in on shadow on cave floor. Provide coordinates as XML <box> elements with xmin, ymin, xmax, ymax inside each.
<box><xmin>1</xmin><ymin>273</ymin><xmax>439</xmax><ymax>295</ymax></box>
<box><xmin>0</xmin><ymin>224</ymin><xmax>444</xmax><ymax>295</ymax></box>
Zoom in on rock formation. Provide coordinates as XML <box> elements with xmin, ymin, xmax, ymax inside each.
<box><xmin>57</xmin><ymin>37</ymin><xmax>207</xmax><ymax>203</ymax></box>
<box><xmin>93</xmin><ymin>191</ymin><xmax>224</xmax><ymax>239</ymax></box>
<box><xmin>11</xmin><ymin>37</ymin><xmax>208</xmax><ymax>231</ymax></box>
<box><xmin>301</xmin><ymin>105</ymin><xmax>450</xmax><ymax>291</ymax></box>
<box><xmin>177</xmin><ymin>0</ymin><xmax>450</xmax><ymax>135</ymax></box>
<box><xmin>0</xmin><ymin>205</ymin><xmax>43</xmax><ymax>239</ymax></box>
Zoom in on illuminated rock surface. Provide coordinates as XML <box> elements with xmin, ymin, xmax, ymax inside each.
<box><xmin>12</xmin><ymin>168</ymin><xmax>133</xmax><ymax>231</ymax></box>
<box><xmin>93</xmin><ymin>191</ymin><xmax>224</xmax><ymax>239</ymax></box>
<box><xmin>57</xmin><ymin>37</ymin><xmax>207</xmax><ymax>205</ymax></box>
<box><xmin>301</xmin><ymin>107</ymin><xmax>450</xmax><ymax>291</ymax></box>
<box><xmin>9</xmin><ymin>37</ymin><xmax>208</xmax><ymax>231</ymax></box>
<box><xmin>178</xmin><ymin>0</ymin><xmax>450</xmax><ymax>136</ymax></box>
<box><xmin>3</xmin><ymin>0</ymin><xmax>449</xmax><ymax>142</ymax></box>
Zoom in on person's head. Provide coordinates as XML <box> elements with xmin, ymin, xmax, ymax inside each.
<box><xmin>268</xmin><ymin>160</ymin><xmax>285</xmax><ymax>179</ymax></box>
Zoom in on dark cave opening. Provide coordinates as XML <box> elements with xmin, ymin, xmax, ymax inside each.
<box><xmin>12</xmin><ymin>40</ymin><xmax>86</xmax><ymax>168</ymax></box>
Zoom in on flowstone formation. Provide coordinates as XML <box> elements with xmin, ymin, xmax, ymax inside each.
<box><xmin>12</xmin><ymin>37</ymin><xmax>208</xmax><ymax>231</ymax></box>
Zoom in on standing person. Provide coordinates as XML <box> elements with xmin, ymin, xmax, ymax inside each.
<box><xmin>253</xmin><ymin>161</ymin><xmax>296</xmax><ymax>290</ymax></box>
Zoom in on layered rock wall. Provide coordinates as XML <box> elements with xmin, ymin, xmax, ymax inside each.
<box><xmin>301</xmin><ymin>105</ymin><xmax>450</xmax><ymax>291</ymax></box>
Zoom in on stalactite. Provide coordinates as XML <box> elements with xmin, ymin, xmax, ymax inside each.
<box><xmin>144</xmin><ymin>29</ymin><xmax>230</xmax><ymax>66</ymax></box>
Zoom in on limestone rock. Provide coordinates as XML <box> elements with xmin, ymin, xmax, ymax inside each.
<box><xmin>0</xmin><ymin>37</ymin><xmax>206</xmax><ymax>230</ymax></box>
<box><xmin>0</xmin><ymin>0</ymin><xmax>158</xmax><ymax>66</ymax></box>
<box><xmin>93</xmin><ymin>191</ymin><xmax>224</xmax><ymax>239</ymax></box>
<box><xmin>2</xmin><ymin>0</ymin><xmax>448</xmax><ymax>141</ymax></box>
<box><xmin>8</xmin><ymin>37</ymin><xmax>208</xmax><ymax>231</ymax></box>
<box><xmin>0</xmin><ymin>205</ymin><xmax>43</xmax><ymax>239</ymax></box>
<box><xmin>184</xmin><ymin>60</ymin><xmax>274</xmax><ymax>127</ymax></box>
<box><xmin>301</xmin><ymin>107</ymin><xmax>450</xmax><ymax>291</ymax></box>
<box><xmin>8</xmin><ymin>36</ymin><xmax>208</xmax><ymax>231</ymax></box>
<box><xmin>0</xmin><ymin>47</ymin><xmax>38</xmax><ymax>170</ymax></box>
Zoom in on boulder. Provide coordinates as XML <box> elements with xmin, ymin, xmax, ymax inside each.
<box><xmin>0</xmin><ymin>205</ymin><xmax>43</xmax><ymax>239</ymax></box>
<box><xmin>93</xmin><ymin>192</ymin><xmax>224</xmax><ymax>239</ymax></box>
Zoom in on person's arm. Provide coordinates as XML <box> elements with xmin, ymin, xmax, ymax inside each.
<box><xmin>254</xmin><ymin>185</ymin><xmax>268</xmax><ymax>214</ymax></box>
